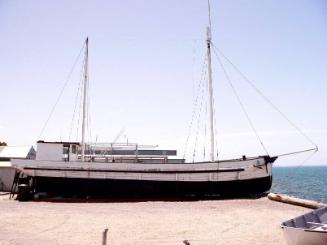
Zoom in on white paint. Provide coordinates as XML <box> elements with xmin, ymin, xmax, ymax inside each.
<box><xmin>36</xmin><ymin>143</ymin><xmax>63</xmax><ymax>161</ymax></box>
<box><xmin>12</xmin><ymin>157</ymin><xmax>272</xmax><ymax>182</ymax></box>
<box><xmin>282</xmin><ymin>227</ymin><xmax>327</xmax><ymax>245</ymax></box>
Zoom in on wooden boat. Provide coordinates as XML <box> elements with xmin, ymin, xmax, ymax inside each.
<box><xmin>11</xmin><ymin>1</ymin><xmax>316</xmax><ymax>200</ymax></box>
<box><xmin>12</xmin><ymin>40</ymin><xmax>277</xmax><ymax>199</ymax></box>
<box><xmin>281</xmin><ymin>207</ymin><xmax>327</xmax><ymax>245</ymax></box>
<box><xmin>12</xmin><ymin>140</ymin><xmax>277</xmax><ymax>199</ymax></box>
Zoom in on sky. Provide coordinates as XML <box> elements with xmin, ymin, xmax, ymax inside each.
<box><xmin>0</xmin><ymin>0</ymin><xmax>326</xmax><ymax>165</ymax></box>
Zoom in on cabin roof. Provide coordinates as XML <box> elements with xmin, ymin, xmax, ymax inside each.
<box><xmin>37</xmin><ymin>140</ymin><xmax>80</xmax><ymax>145</ymax></box>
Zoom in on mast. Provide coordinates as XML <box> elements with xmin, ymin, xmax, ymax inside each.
<box><xmin>81</xmin><ymin>37</ymin><xmax>89</xmax><ymax>162</ymax></box>
<box><xmin>207</xmin><ymin>0</ymin><xmax>215</xmax><ymax>162</ymax></box>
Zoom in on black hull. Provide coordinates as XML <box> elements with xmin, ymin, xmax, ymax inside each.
<box><xmin>29</xmin><ymin>175</ymin><xmax>272</xmax><ymax>198</ymax></box>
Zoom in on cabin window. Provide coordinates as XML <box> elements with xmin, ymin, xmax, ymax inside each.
<box><xmin>63</xmin><ymin>146</ymin><xmax>69</xmax><ymax>154</ymax></box>
<box><xmin>71</xmin><ymin>145</ymin><xmax>77</xmax><ymax>154</ymax></box>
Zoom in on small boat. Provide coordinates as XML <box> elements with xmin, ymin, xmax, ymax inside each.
<box><xmin>281</xmin><ymin>207</ymin><xmax>327</xmax><ymax>245</ymax></box>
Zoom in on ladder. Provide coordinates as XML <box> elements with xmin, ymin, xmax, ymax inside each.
<box><xmin>9</xmin><ymin>171</ymin><xmax>21</xmax><ymax>199</ymax></box>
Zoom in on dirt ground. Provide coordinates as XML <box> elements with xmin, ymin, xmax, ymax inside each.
<box><xmin>0</xmin><ymin>193</ymin><xmax>309</xmax><ymax>245</ymax></box>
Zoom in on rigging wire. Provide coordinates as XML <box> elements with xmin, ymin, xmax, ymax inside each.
<box><xmin>183</xmin><ymin>55</ymin><xmax>208</xmax><ymax>159</ymax></box>
<box><xmin>38</xmin><ymin>42</ymin><xmax>86</xmax><ymax>140</ymax></box>
<box><xmin>212</xmin><ymin>95</ymin><xmax>219</xmax><ymax>159</ymax></box>
<box><xmin>75</xmin><ymin>61</ymin><xmax>85</xmax><ymax>142</ymax></box>
<box><xmin>87</xmin><ymin>67</ymin><xmax>93</xmax><ymax>153</ymax></box>
<box><xmin>212</xmin><ymin>47</ymin><xmax>270</xmax><ymax>155</ymax></box>
<box><xmin>68</xmin><ymin>64</ymin><xmax>85</xmax><ymax>141</ymax></box>
<box><xmin>192</xmin><ymin>74</ymin><xmax>206</xmax><ymax>162</ymax></box>
<box><xmin>75</xmin><ymin>45</ymin><xmax>90</xmax><ymax>145</ymax></box>
<box><xmin>211</xmin><ymin>43</ymin><xmax>318</xmax><ymax>151</ymax></box>
<box><xmin>203</xmin><ymin>89</ymin><xmax>208</xmax><ymax>159</ymax></box>
<box><xmin>290</xmin><ymin>149</ymin><xmax>318</xmax><ymax>175</ymax></box>
<box><xmin>276</xmin><ymin>148</ymin><xmax>318</xmax><ymax>158</ymax></box>
<box><xmin>74</xmin><ymin>52</ymin><xmax>88</xmax><ymax>142</ymax></box>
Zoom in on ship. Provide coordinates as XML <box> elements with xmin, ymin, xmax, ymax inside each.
<box><xmin>11</xmin><ymin>2</ymin><xmax>316</xmax><ymax>200</ymax></box>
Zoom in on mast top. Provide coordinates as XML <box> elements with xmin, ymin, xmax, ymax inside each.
<box><xmin>206</xmin><ymin>0</ymin><xmax>212</xmax><ymax>42</ymax></box>
<box><xmin>207</xmin><ymin>0</ymin><xmax>212</xmax><ymax>31</ymax></box>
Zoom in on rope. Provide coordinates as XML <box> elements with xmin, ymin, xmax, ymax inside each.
<box><xmin>212</xmin><ymin>48</ymin><xmax>270</xmax><ymax>155</ymax></box>
<box><xmin>276</xmin><ymin>147</ymin><xmax>318</xmax><ymax>177</ymax></box>
<box><xmin>211</xmin><ymin>43</ymin><xmax>318</xmax><ymax>150</ymax></box>
<box><xmin>86</xmin><ymin>63</ymin><xmax>93</xmax><ymax>146</ymax></box>
<box><xmin>68</xmin><ymin>66</ymin><xmax>84</xmax><ymax>141</ymax></box>
<box><xmin>291</xmin><ymin>148</ymin><xmax>318</xmax><ymax>175</ymax></box>
<box><xmin>38</xmin><ymin>42</ymin><xmax>86</xmax><ymax>140</ymax></box>
<box><xmin>203</xmin><ymin>88</ymin><xmax>208</xmax><ymax>159</ymax></box>
<box><xmin>212</xmin><ymin>95</ymin><xmax>219</xmax><ymax>159</ymax></box>
<box><xmin>183</xmin><ymin>55</ymin><xmax>208</xmax><ymax>159</ymax></box>
<box><xmin>276</xmin><ymin>147</ymin><xmax>318</xmax><ymax>158</ymax></box>
<box><xmin>75</xmin><ymin>82</ymin><xmax>84</xmax><ymax>142</ymax></box>
<box><xmin>192</xmin><ymin>74</ymin><xmax>206</xmax><ymax>162</ymax></box>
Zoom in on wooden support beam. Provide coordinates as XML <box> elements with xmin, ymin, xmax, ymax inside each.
<box><xmin>268</xmin><ymin>193</ymin><xmax>327</xmax><ymax>209</ymax></box>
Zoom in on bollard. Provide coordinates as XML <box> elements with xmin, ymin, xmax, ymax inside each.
<box><xmin>102</xmin><ymin>228</ymin><xmax>108</xmax><ymax>245</ymax></box>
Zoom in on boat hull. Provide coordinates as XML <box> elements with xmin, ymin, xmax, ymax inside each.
<box><xmin>12</xmin><ymin>156</ymin><xmax>276</xmax><ymax>198</ymax></box>
<box><xmin>31</xmin><ymin>174</ymin><xmax>272</xmax><ymax>198</ymax></box>
<box><xmin>282</xmin><ymin>227</ymin><xmax>327</xmax><ymax>245</ymax></box>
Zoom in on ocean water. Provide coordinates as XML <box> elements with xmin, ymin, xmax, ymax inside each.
<box><xmin>271</xmin><ymin>166</ymin><xmax>327</xmax><ymax>203</ymax></box>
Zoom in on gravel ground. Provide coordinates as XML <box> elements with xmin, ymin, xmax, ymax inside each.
<box><xmin>0</xmin><ymin>193</ymin><xmax>309</xmax><ymax>245</ymax></box>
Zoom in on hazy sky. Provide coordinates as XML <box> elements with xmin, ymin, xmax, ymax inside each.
<box><xmin>1</xmin><ymin>0</ymin><xmax>326</xmax><ymax>165</ymax></box>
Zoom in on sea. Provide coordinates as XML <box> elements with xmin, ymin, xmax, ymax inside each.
<box><xmin>271</xmin><ymin>166</ymin><xmax>327</xmax><ymax>203</ymax></box>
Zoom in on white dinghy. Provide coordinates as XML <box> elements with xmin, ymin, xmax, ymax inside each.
<box><xmin>282</xmin><ymin>207</ymin><xmax>327</xmax><ymax>245</ymax></box>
